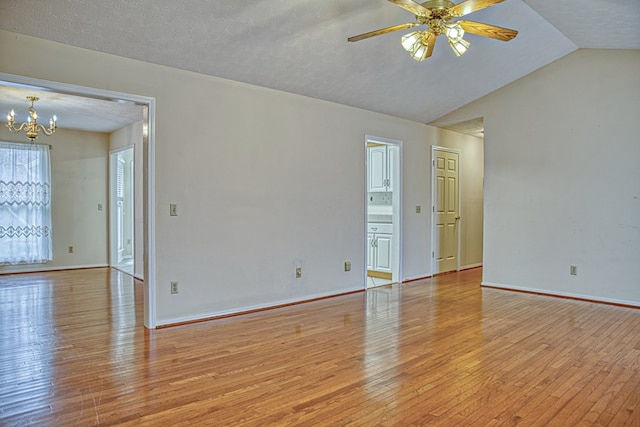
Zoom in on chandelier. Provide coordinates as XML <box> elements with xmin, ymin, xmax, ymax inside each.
<box><xmin>6</xmin><ymin>96</ymin><xmax>57</xmax><ymax>141</ymax></box>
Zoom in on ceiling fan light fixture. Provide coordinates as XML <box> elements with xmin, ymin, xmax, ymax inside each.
<box><xmin>448</xmin><ymin>37</ymin><xmax>470</xmax><ymax>56</ymax></box>
<box><xmin>401</xmin><ymin>31</ymin><xmax>423</xmax><ymax>51</ymax></box>
<box><xmin>444</xmin><ymin>22</ymin><xmax>464</xmax><ymax>42</ymax></box>
<box><xmin>401</xmin><ymin>31</ymin><xmax>433</xmax><ymax>61</ymax></box>
<box><xmin>409</xmin><ymin>43</ymin><xmax>430</xmax><ymax>61</ymax></box>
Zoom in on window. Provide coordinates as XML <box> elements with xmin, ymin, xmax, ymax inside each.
<box><xmin>0</xmin><ymin>142</ymin><xmax>52</xmax><ymax>265</ymax></box>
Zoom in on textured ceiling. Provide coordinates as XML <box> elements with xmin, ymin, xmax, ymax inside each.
<box><xmin>0</xmin><ymin>0</ymin><xmax>638</xmax><ymax>135</ymax></box>
<box><xmin>0</xmin><ymin>84</ymin><xmax>143</xmax><ymax>134</ymax></box>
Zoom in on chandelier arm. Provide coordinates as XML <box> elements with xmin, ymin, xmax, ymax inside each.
<box><xmin>7</xmin><ymin>122</ymin><xmax>29</xmax><ymax>134</ymax></box>
<box><xmin>36</xmin><ymin>124</ymin><xmax>56</xmax><ymax>136</ymax></box>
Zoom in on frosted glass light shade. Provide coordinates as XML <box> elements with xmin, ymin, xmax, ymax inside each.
<box><xmin>448</xmin><ymin>38</ymin><xmax>470</xmax><ymax>56</ymax></box>
<box><xmin>401</xmin><ymin>31</ymin><xmax>422</xmax><ymax>51</ymax></box>
<box><xmin>401</xmin><ymin>31</ymin><xmax>433</xmax><ymax>61</ymax></box>
<box><xmin>444</xmin><ymin>22</ymin><xmax>464</xmax><ymax>43</ymax></box>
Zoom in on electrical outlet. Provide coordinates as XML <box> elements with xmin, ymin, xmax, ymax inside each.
<box><xmin>68</xmin><ymin>246</ymin><xmax>74</xmax><ymax>253</ymax></box>
<box><xmin>171</xmin><ymin>281</ymin><xmax>179</xmax><ymax>294</ymax></box>
<box><xmin>295</xmin><ymin>267</ymin><xmax>302</xmax><ymax>279</ymax></box>
<box><xmin>416</xmin><ymin>205</ymin><xmax>421</xmax><ymax>213</ymax></box>
<box><xmin>170</xmin><ymin>203</ymin><xmax>178</xmax><ymax>216</ymax></box>
<box><xmin>344</xmin><ymin>261</ymin><xmax>351</xmax><ymax>272</ymax></box>
<box><xmin>570</xmin><ymin>265</ymin><xmax>577</xmax><ymax>276</ymax></box>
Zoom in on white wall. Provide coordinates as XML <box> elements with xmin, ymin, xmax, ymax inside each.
<box><xmin>434</xmin><ymin>49</ymin><xmax>640</xmax><ymax>305</ymax></box>
<box><xmin>0</xmin><ymin>30</ymin><xmax>437</xmax><ymax>324</ymax></box>
<box><xmin>435</xmin><ymin>129</ymin><xmax>484</xmax><ymax>269</ymax></box>
<box><xmin>110</xmin><ymin>122</ymin><xmax>144</xmax><ymax>279</ymax></box>
<box><xmin>0</xmin><ymin>126</ymin><xmax>109</xmax><ymax>274</ymax></box>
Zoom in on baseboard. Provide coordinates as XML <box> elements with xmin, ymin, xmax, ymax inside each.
<box><xmin>460</xmin><ymin>263</ymin><xmax>482</xmax><ymax>271</ymax></box>
<box><xmin>481</xmin><ymin>281</ymin><xmax>640</xmax><ymax>309</ymax></box>
<box><xmin>0</xmin><ymin>264</ymin><xmax>109</xmax><ymax>275</ymax></box>
<box><xmin>157</xmin><ymin>287</ymin><xmax>364</xmax><ymax>328</ymax></box>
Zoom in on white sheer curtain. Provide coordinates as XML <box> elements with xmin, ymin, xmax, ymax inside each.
<box><xmin>0</xmin><ymin>141</ymin><xmax>52</xmax><ymax>265</ymax></box>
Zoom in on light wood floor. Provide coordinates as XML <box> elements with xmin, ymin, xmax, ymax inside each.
<box><xmin>1</xmin><ymin>268</ymin><xmax>639</xmax><ymax>426</ymax></box>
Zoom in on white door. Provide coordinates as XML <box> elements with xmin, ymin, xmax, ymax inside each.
<box><xmin>433</xmin><ymin>149</ymin><xmax>460</xmax><ymax>273</ymax></box>
<box><xmin>116</xmin><ymin>157</ymin><xmax>125</xmax><ymax>262</ymax></box>
<box><xmin>109</xmin><ymin>147</ymin><xmax>135</xmax><ymax>275</ymax></box>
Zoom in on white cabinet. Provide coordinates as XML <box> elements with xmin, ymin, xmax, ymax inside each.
<box><xmin>374</xmin><ymin>233</ymin><xmax>392</xmax><ymax>272</ymax></box>
<box><xmin>367</xmin><ymin>223</ymin><xmax>393</xmax><ymax>273</ymax></box>
<box><xmin>368</xmin><ymin>145</ymin><xmax>397</xmax><ymax>192</ymax></box>
<box><xmin>367</xmin><ymin>232</ymin><xmax>375</xmax><ymax>271</ymax></box>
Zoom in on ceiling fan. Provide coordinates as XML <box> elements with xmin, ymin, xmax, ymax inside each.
<box><xmin>348</xmin><ymin>0</ymin><xmax>518</xmax><ymax>61</ymax></box>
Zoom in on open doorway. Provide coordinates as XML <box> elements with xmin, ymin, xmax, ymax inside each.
<box><xmin>110</xmin><ymin>147</ymin><xmax>135</xmax><ymax>276</ymax></box>
<box><xmin>365</xmin><ymin>135</ymin><xmax>402</xmax><ymax>288</ymax></box>
<box><xmin>0</xmin><ymin>72</ymin><xmax>157</xmax><ymax>329</ymax></box>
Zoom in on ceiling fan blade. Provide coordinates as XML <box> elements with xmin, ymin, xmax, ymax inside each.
<box><xmin>457</xmin><ymin>20</ymin><xmax>518</xmax><ymax>41</ymax></box>
<box><xmin>388</xmin><ymin>0</ymin><xmax>432</xmax><ymax>17</ymax></box>
<box><xmin>451</xmin><ymin>0</ymin><xmax>506</xmax><ymax>17</ymax></box>
<box><xmin>348</xmin><ymin>23</ymin><xmax>418</xmax><ymax>42</ymax></box>
<box><xmin>423</xmin><ymin>32</ymin><xmax>437</xmax><ymax>59</ymax></box>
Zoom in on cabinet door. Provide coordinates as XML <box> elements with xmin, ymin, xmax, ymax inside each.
<box><xmin>368</xmin><ymin>146</ymin><xmax>388</xmax><ymax>192</ymax></box>
<box><xmin>375</xmin><ymin>233</ymin><xmax>392</xmax><ymax>272</ymax></box>
<box><xmin>367</xmin><ymin>232</ymin><xmax>375</xmax><ymax>270</ymax></box>
<box><xmin>386</xmin><ymin>145</ymin><xmax>397</xmax><ymax>192</ymax></box>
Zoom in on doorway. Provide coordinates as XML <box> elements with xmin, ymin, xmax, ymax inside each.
<box><xmin>0</xmin><ymin>72</ymin><xmax>157</xmax><ymax>329</ymax></box>
<box><xmin>365</xmin><ymin>135</ymin><xmax>402</xmax><ymax>288</ymax></box>
<box><xmin>110</xmin><ymin>147</ymin><xmax>135</xmax><ymax>276</ymax></box>
<box><xmin>431</xmin><ymin>146</ymin><xmax>461</xmax><ymax>274</ymax></box>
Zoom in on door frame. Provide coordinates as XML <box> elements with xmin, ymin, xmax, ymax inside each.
<box><xmin>430</xmin><ymin>145</ymin><xmax>461</xmax><ymax>275</ymax></box>
<box><xmin>364</xmin><ymin>135</ymin><xmax>403</xmax><ymax>287</ymax></box>
<box><xmin>0</xmin><ymin>72</ymin><xmax>157</xmax><ymax>329</ymax></box>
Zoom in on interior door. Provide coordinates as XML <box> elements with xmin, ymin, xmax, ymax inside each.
<box><xmin>110</xmin><ymin>147</ymin><xmax>135</xmax><ymax>275</ymax></box>
<box><xmin>116</xmin><ymin>157</ymin><xmax>125</xmax><ymax>262</ymax></box>
<box><xmin>434</xmin><ymin>149</ymin><xmax>459</xmax><ymax>273</ymax></box>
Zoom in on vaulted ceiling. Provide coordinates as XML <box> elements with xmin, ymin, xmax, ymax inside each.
<box><xmin>0</xmin><ymin>0</ymin><xmax>638</xmax><ymax>134</ymax></box>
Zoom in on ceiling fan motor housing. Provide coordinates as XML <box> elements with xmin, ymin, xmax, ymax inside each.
<box><xmin>417</xmin><ymin>1</ymin><xmax>456</xmax><ymax>28</ymax></box>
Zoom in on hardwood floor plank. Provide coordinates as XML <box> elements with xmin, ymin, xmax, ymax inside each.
<box><xmin>603</xmin><ymin>366</ymin><xmax>640</xmax><ymax>426</ymax></box>
<box><xmin>1</xmin><ymin>267</ymin><xmax>639</xmax><ymax>425</ymax></box>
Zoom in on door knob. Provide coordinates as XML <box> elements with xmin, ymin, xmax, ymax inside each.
<box><xmin>455</xmin><ymin>215</ymin><xmax>461</xmax><ymax>220</ymax></box>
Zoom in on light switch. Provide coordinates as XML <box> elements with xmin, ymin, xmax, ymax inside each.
<box><xmin>416</xmin><ymin>205</ymin><xmax>421</xmax><ymax>213</ymax></box>
<box><xmin>170</xmin><ymin>203</ymin><xmax>178</xmax><ymax>216</ymax></box>
<box><xmin>98</xmin><ymin>203</ymin><xmax>103</xmax><ymax>211</ymax></box>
